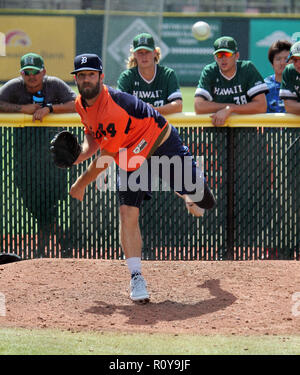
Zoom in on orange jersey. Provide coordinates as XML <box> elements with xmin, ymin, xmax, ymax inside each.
<box><xmin>75</xmin><ymin>85</ymin><xmax>168</xmax><ymax>171</ymax></box>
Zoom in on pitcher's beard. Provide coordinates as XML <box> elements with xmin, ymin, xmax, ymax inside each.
<box><xmin>78</xmin><ymin>81</ymin><xmax>100</xmax><ymax>100</ymax></box>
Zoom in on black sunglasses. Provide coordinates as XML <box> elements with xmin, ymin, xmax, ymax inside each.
<box><xmin>22</xmin><ymin>70</ymin><xmax>41</xmax><ymax>76</ymax></box>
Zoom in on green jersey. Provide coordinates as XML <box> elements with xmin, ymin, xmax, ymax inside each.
<box><xmin>117</xmin><ymin>64</ymin><xmax>182</xmax><ymax>107</ymax></box>
<box><xmin>195</xmin><ymin>60</ymin><xmax>268</xmax><ymax>105</ymax></box>
<box><xmin>280</xmin><ymin>63</ymin><xmax>300</xmax><ymax>102</ymax></box>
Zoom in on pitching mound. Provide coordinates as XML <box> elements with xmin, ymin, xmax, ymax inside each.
<box><xmin>0</xmin><ymin>259</ymin><xmax>299</xmax><ymax>336</ymax></box>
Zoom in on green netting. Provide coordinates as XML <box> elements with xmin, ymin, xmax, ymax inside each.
<box><xmin>0</xmin><ymin>126</ymin><xmax>299</xmax><ymax>260</ymax></box>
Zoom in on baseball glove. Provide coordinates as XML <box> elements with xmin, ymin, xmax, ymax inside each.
<box><xmin>50</xmin><ymin>130</ymin><xmax>82</xmax><ymax>168</ymax></box>
<box><xmin>0</xmin><ymin>252</ymin><xmax>22</xmax><ymax>264</ymax></box>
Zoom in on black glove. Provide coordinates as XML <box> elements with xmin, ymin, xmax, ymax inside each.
<box><xmin>50</xmin><ymin>130</ymin><xmax>82</xmax><ymax>168</ymax></box>
<box><xmin>0</xmin><ymin>253</ymin><xmax>22</xmax><ymax>264</ymax></box>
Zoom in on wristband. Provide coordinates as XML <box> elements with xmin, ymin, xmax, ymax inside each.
<box><xmin>46</xmin><ymin>103</ymin><xmax>53</xmax><ymax>113</ymax></box>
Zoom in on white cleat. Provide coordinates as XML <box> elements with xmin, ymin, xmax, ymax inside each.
<box><xmin>130</xmin><ymin>274</ymin><xmax>150</xmax><ymax>304</ymax></box>
<box><xmin>175</xmin><ymin>192</ymin><xmax>205</xmax><ymax>217</ymax></box>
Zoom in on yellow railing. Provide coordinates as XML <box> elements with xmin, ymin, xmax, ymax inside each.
<box><xmin>0</xmin><ymin>112</ymin><xmax>299</xmax><ymax>128</ymax></box>
<box><xmin>167</xmin><ymin>112</ymin><xmax>300</xmax><ymax>128</ymax></box>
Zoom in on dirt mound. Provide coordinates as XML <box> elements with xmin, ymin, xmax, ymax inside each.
<box><xmin>0</xmin><ymin>259</ymin><xmax>299</xmax><ymax>336</ymax></box>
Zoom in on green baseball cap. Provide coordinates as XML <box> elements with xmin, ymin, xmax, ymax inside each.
<box><xmin>133</xmin><ymin>33</ymin><xmax>155</xmax><ymax>52</ymax></box>
<box><xmin>213</xmin><ymin>36</ymin><xmax>238</xmax><ymax>55</ymax></box>
<box><xmin>287</xmin><ymin>41</ymin><xmax>300</xmax><ymax>62</ymax></box>
<box><xmin>20</xmin><ymin>53</ymin><xmax>44</xmax><ymax>72</ymax></box>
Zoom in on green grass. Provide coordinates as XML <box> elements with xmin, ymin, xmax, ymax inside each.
<box><xmin>0</xmin><ymin>328</ymin><xmax>300</xmax><ymax>355</ymax></box>
<box><xmin>181</xmin><ymin>87</ymin><xmax>196</xmax><ymax>112</ymax></box>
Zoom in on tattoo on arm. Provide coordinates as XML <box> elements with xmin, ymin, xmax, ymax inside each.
<box><xmin>0</xmin><ymin>101</ymin><xmax>22</xmax><ymax>113</ymax></box>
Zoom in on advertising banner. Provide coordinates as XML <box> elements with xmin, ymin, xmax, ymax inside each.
<box><xmin>161</xmin><ymin>17</ymin><xmax>221</xmax><ymax>86</ymax></box>
<box><xmin>249</xmin><ymin>19</ymin><xmax>300</xmax><ymax>79</ymax></box>
<box><xmin>103</xmin><ymin>15</ymin><xmax>221</xmax><ymax>87</ymax></box>
<box><xmin>104</xmin><ymin>16</ymin><xmax>163</xmax><ymax>87</ymax></box>
<box><xmin>0</xmin><ymin>16</ymin><xmax>75</xmax><ymax>82</ymax></box>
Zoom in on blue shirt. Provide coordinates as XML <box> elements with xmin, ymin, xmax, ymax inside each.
<box><xmin>264</xmin><ymin>74</ymin><xmax>286</xmax><ymax>113</ymax></box>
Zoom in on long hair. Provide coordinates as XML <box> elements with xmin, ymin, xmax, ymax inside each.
<box><xmin>126</xmin><ymin>47</ymin><xmax>161</xmax><ymax>68</ymax></box>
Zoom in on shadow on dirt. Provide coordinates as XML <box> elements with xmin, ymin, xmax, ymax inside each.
<box><xmin>84</xmin><ymin>279</ymin><xmax>237</xmax><ymax>326</ymax></box>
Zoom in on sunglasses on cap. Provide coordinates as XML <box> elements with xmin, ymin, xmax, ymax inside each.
<box><xmin>21</xmin><ymin>70</ymin><xmax>41</xmax><ymax>76</ymax></box>
<box><xmin>215</xmin><ymin>51</ymin><xmax>234</xmax><ymax>58</ymax></box>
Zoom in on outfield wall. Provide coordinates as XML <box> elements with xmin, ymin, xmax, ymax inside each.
<box><xmin>0</xmin><ymin>113</ymin><xmax>299</xmax><ymax>260</ymax></box>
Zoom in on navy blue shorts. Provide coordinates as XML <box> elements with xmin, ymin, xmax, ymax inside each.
<box><xmin>117</xmin><ymin>125</ymin><xmax>214</xmax><ymax>209</ymax></box>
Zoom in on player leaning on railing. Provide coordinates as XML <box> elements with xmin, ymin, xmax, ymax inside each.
<box><xmin>194</xmin><ymin>36</ymin><xmax>269</xmax><ymax>126</ymax></box>
<box><xmin>50</xmin><ymin>53</ymin><xmax>216</xmax><ymax>304</ymax></box>
<box><xmin>0</xmin><ymin>53</ymin><xmax>77</xmax><ymax>257</ymax></box>
<box><xmin>117</xmin><ymin>32</ymin><xmax>183</xmax><ymax>116</ymax></box>
<box><xmin>280</xmin><ymin>41</ymin><xmax>300</xmax><ymax>115</ymax></box>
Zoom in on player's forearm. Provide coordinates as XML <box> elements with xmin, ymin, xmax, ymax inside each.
<box><xmin>74</xmin><ymin>134</ymin><xmax>100</xmax><ymax>164</ymax></box>
<box><xmin>52</xmin><ymin>101</ymin><xmax>76</xmax><ymax>113</ymax></box>
<box><xmin>70</xmin><ymin>151</ymin><xmax>115</xmax><ymax>201</ymax></box>
<box><xmin>77</xmin><ymin>154</ymin><xmax>114</xmax><ymax>187</ymax></box>
<box><xmin>284</xmin><ymin>100</ymin><xmax>300</xmax><ymax>115</ymax></box>
<box><xmin>227</xmin><ymin>101</ymin><xmax>267</xmax><ymax>114</ymax></box>
<box><xmin>0</xmin><ymin>101</ymin><xmax>40</xmax><ymax>115</ymax></box>
<box><xmin>77</xmin><ymin>158</ymin><xmax>105</xmax><ymax>187</ymax></box>
<box><xmin>74</xmin><ymin>148</ymin><xmax>98</xmax><ymax>164</ymax></box>
<box><xmin>155</xmin><ymin>100</ymin><xmax>182</xmax><ymax>115</ymax></box>
<box><xmin>194</xmin><ymin>99</ymin><xmax>227</xmax><ymax>114</ymax></box>
<box><xmin>0</xmin><ymin>100</ymin><xmax>22</xmax><ymax>113</ymax></box>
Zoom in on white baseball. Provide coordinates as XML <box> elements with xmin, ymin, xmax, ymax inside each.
<box><xmin>192</xmin><ymin>21</ymin><xmax>211</xmax><ymax>41</ymax></box>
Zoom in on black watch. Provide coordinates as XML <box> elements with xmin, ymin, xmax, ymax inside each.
<box><xmin>45</xmin><ymin>103</ymin><xmax>53</xmax><ymax>113</ymax></box>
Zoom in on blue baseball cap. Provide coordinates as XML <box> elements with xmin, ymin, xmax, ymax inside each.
<box><xmin>71</xmin><ymin>53</ymin><xmax>103</xmax><ymax>74</ymax></box>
